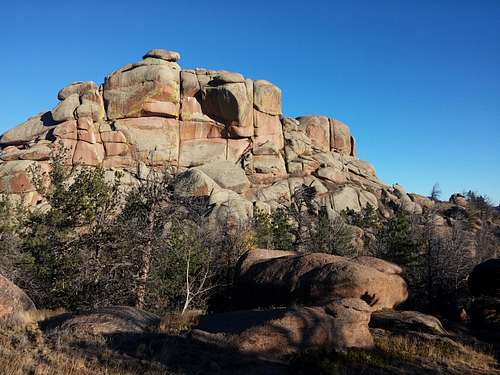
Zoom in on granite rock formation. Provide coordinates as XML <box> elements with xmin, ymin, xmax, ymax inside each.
<box><xmin>0</xmin><ymin>49</ymin><xmax>432</xmax><ymax>223</ymax></box>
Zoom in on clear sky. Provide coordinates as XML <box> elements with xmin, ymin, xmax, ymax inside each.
<box><xmin>1</xmin><ymin>0</ymin><xmax>499</xmax><ymax>204</ymax></box>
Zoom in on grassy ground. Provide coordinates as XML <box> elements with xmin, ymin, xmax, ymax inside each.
<box><xmin>0</xmin><ymin>310</ymin><xmax>173</xmax><ymax>375</ymax></box>
<box><xmin>0</xmin><ymin>310</ymin><xmax>498</xmax><ymax>375</ymax></box>
<box><xmin>290</xmin><ymin>328</ymin><xmax>498</xmax><ymax>374</ymax></box>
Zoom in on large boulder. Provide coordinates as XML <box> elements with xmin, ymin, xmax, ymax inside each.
<box><xmin>200</xmin><ymin>81</ymin><xmax>253</xmax><ymax>132</ymax></box>
<box><xmin>196</xmin><ymin>160</ymin><xmax>250</xmax><ymax>194</ymax></box>
<box><xmin>370</xmin><ymin>309</ymin><xmax>447</xmax><ymax>335</ymax></box>
<box><xmin>468</xmin><ymin>258</ymin><xmax>500</xmax><ymax>298</ymax></box>
<box><xmin>0</xmin><ymin>274</ymin><xmax>36</xmax><ymax>320</ymax></box>
<box><xmin>113</xmin><ymin>117</ymin><xmax>179</xmax><ymax>165</ymax></box>
<box><xmin>103</xmin><ymin>57</ymin><xmax>181</xmax><ymax>120</ymax></box>
<box><xmin>42</xmin><ymin>306</ymin><xmax>159</xmax><ymax>336</ymax></box>
<box><xmin>253</xmin><ymin>80</ymin><xmax>281</xmax><ymax>116</ymax></box>
<box><xmin>234</xmin><ymin>249</ymin><xmax>408</xmax><ymax>310</ymax></box>
<box><xmin>0</xmin><ymin>113</ymin><xmax>56</xmax><ymax>146</ymax></box>
<box><xmin>191</xmin><ymin>298</ymin><xmax>374</xmax><ymax>358</ymax></box>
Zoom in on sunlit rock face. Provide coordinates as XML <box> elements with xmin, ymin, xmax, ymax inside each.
<box><xmin>0</xmin><ymin>49</ymin><xmax>428</xmax><ymax>223</ymax></box>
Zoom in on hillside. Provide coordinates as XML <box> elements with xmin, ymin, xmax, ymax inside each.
<box><xmin>0</xmin><ymin>49</ymin><xmax>499</xmax><ymax>374</ymax></box>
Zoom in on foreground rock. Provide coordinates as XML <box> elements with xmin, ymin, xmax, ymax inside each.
<box><xmin>0</xmin><ymin>273</ymin><xmax>36</xmax><ymax>320</ymax></box>
<box><xmin>234</xmin><ymin>249</ymin><xmax>408</xmax><ymax>310</ymax></box>
<box><xmin>191</xmin><ymin>298</ymin><xmax>374</xmax><ymax>358</ymax></box>
<box><xmin>370</xmin><ymin>309</ymin><xmax>447</xmax><ymax>335</ymax></box>
<box><xmin>42</xmin><ymin>306</ymin><xmax>160</xmax><ymax>336</ymax></box>
<box><xmin>468</xmin><ymin>258</ymin><xmax>500</xmax><ymax>298</ymax></box>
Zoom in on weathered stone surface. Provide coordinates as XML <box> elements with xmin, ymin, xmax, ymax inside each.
<box><xmin>78</xmin><ymin>89</ymin><xmax>106</xmax><ymax>121</ymax></box>
<box><xmin>73</xmin><ymin>141</ymin><xmax>105</xmax><ymax>166</ymax></box>
<box><xmin>358</xmin><ymin>190</ymin><xmax>378</xmax><ymax>209</ymax></box>
<box><xmin>200</xmin><ymin>81</ymin><xmax>252</xmax><ymax>130</ymax></box>
<box><xmin>253</xmin><ymin>80</ymin><xmax>281</xmax><ymax>115</ymax></box>
<box><xmin>252</xmin><ymin>154</ymin><xmax>287</xmax><ymax>178</ymax></box>
<box><xmin>57</xmin><ymin>81</ymin><xmax>98</xmax><ymax>100</ymax></box>
<box><xmin>0</xmin><ymin>49</ymin><xmax>403</xmax><ymax>233</ymax></box>
<box><xmin>209</xmin><ymin>194</ymin><xmax>254</xmax><ymax>226</ymax></box>
<box><xmin>143</xmin><ymin>49</ymin><xmax>180</xmax><ymax>62</ymax></box>
<box><xmin>212</xmin><ymin>71</ymin><xmax>245</xmax><ymax>84</ymax></box>
<box><xmin>104</xmin><ymin>59</ymin><xmax>180</xmax><ymax>120</ymax></box>
<box><xmin>0</xmin><ymin>113</ymin><xmax>56</xmax><ymax>145</ymax></box>
<box><xmin>0</xmin><ymin>160</ymin><xmax>40</xmax><ymax>193</ymax></box>
<box><xmin>255</xmin><ymin>180</ymin><xmax>291</xmax><ymax>204</ymax></box>
<box><xmin>180</xmin><ymin>97</ymin><xmax>212</xmax><ymax>122</ymax></box>
<box><xmin>100</xmin><ymin>130</ymin><xmax>127</xmax><ymax>143</ymax></box>
<box><xmin>104</xmin><ymin>142</ymin><xmax>129</xmax><ymax>157</ymax></box>
<box><xmin>298</xmin><ymin>115</ymin><xmax>330</xmax><ymax>152</ymax></box>
<box><xmin>196</xmin><ymin>160</ymin><xmax>250</xmax><ymax>193</ymax></box>
<box><xmin>316</xmin><ymin>166</ymin><xmax>347</xmax><ymax>184</ymax></box>
<box><xmin>114</xmin><ymin>117</ymin><xmax>179</xmax><ymax>165</ymax></box>
<box><xmin>332</xmin><ymin>186</ymin><xmax>361</xmax><ymax>212</ymax></box>
<box><xmin>235</xmin><ymin>249</ymin><xmax>408</xmax><ymax>310</ymax></box>
<box><xmin>51</xmin><ymin>94</ymin><xmax>80</xmax><ymax>122</ymax></box>
<box><xmin>42</xmin><ymin>306</ymin><xmax>160</xmax><ymax>336</ymax></box>
<box><xmin>192</xmin><ymin>298</ymin><xmax>373</xmax><ymax>357</ymax></box>
<box><xmin>172</xmin><ymin>168</ymin><xmax>219</xmax><ymax>197</ymax></box>
<box><xmin>468</xmin><ymin>259</ymin><xmax>500</xmax><ymax>298</ymax></box>
<box><xmin>330</xmin><ymin>119</ymin><xmax>354</xmax><ymax>156</ymax></box>
<box><xmin>179</xmin><ymin>138</ymin><xmax>226</xmax><ymax>167</ymax></box>
<box><xmin>180</xmin><ymin>70</ymin><xmax>200</xmax><ymax>97</ymax></box>
<box><xmin>370</xmin><ymin>309</ymin><xmax>447</xmax><ymax>335</ymax></box>
<box><xmin>0</xmin><ymin>144</ymin><xmax>52</xmax><ymax>162</ymax></box>
<box><xmin>227</xmin><ymin>138</ymin><xmax>251</xmax><ymax>162</ymax></box>
<box><xmin>179</xmin><ymin>121</ymin><xmax>224</xmax><ymax>141</ymax></box>
<box><xmin>53</xmin><ymin>120</ymin><xmax>78</xmax><ymax>140</ymax></box>
<box><xmin>254</xmin><ymin>110</ymin><xmax>284</xmax><ymax>149</ymax></box>
<box><xmin>0</xmin><ymin>274</ymin><xmax>36</xmax><ymax>320</ymax></box>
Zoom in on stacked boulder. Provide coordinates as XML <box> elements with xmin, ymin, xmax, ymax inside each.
<box><xmin>0</xmin><ymin>49</ymin><xmax>429</xmax><ymax>221</ymax></box>
<box><xmin>468</xmin><ymin>259</ymin><xmax>500</xmax><ymax>330</ymax></box>
<box><xmin>190</xmin><ymin>249</ymin><xmax>408</xmax><ymax>357</ymax></box>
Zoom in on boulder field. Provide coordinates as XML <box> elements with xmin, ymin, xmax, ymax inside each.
<box><xmin>0</xmin><ymin>48</ymin><xmax>433</xmax><ymax>223</ymax></box>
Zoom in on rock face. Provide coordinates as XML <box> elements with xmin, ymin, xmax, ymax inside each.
<box><xmin>370</xmin><ymin>309</ymin><xmax>447</xmax><ymax>335</ymax></box>
<box><xmin>0</xmin><ymin>274</ymin><xmax>36</xmax><ymax>320</ymax></box>
<box><xmin>191</xmin><ymin>248</ymin><xmax>409</xmax><ymax>356</ymax></box>
<box><xmin>468</xmin><ymin>258</ymin><xmax>500</xmax><ymax>298</ymax></box>
<box><xmin>191</xmin><ymin>298</ymin><xmax>374</xmax><ymax>357</ymax></box>
<box><xmin>234</xmin><ymin>249</ymin><xmax>408</xmax><ymax>311</ymax></box>
<box><xmin>0</xmin><ymin>48</ymin><xmax>422</xmax><ymax>223</ymax></box>
<box><xmin>468</xmin><ymin>259</ymin><xmax>500</xmax><ymax>330</ymax></box>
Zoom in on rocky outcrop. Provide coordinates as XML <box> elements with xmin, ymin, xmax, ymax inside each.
<box><xmin>192</xmin><ymin>249</ymin><xmax>408</xmax><ymax>356</ymax></box>
<box><xmin>42</xmin><ymin>306</ymin><xmax>160</xmax><ymax>336</ymax></box>
<box><xmin>370</xmin><ymin>309</ymin><xmax>447</xmax><ymax>335</ymax></box>
<box><xmin>0</xmin><ymin>274</ymin><xmax>36</xmax><ymax>320</ymax></box>
<box><xmin>468</xmin><ymin>258</ymin><xmax>500</xmax><ymax>298</ymax></box>
<box><xmin>191</xmin><ymin>298</ymin><xmax>374</xmax><ymax>357</ymax></box>
<box><xmin>234</xmin><ymin>249</ymin><xmax>408</xmax><ymax>310</ymax></box>
<box><xmin>0</xmin><ymin>48</ymin><xmax>425</xmax><ymax>224</ymax></box>
<box><xmin>468</xmin><ymin>259</ymin><xmax>500</xmax><ymax>330</ymax></box>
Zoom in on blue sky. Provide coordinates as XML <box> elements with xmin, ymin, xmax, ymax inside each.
<box><xmin>1</xmin><ymin>0</ymin><xmax>499</xmax><ymax>203</ymax></box>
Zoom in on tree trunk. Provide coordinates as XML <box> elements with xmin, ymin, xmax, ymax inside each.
<box><xmin>136</xmin><ymin>209</ymin><xmax>156</xmax><ymax>309</ymax></box>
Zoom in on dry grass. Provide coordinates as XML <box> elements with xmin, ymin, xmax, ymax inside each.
<box><xmin>158</xmin><ymin>309</ymin><xmax>203</xmax><ymax>334</ymax></box>
<box><xmin>376</xmin><ymin>332</ymin><xmax>497</xmax><ymax>373</ymax></box>
<box><xmin>0</xmin><ymin>309</ymin><xmax>175</xmax><ymax>375</ymax></box>
<box><xmin>290</xmin><ymin>330</ymin><xmax>499</xmax><ymax>374</ymax></box>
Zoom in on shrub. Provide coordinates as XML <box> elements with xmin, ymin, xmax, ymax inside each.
<box><xmin>310</xmin><ymin>206</ymin><xmax>355</xmax><ymax>256</ymax></box>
